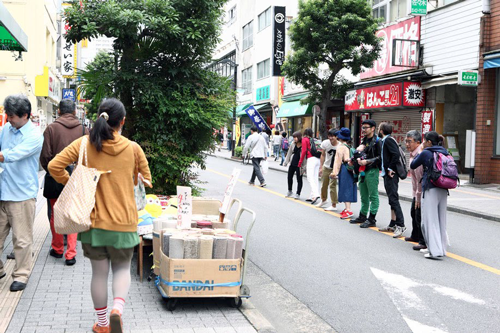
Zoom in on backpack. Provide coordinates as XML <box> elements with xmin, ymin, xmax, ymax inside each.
<box><xmin>309</xmin><ymin>138</ymin><xmax>322</xmax><ymax>158</ymax></box>
<box><xmin>282</xmin><ymin>138</ymin><xmax>289</xmax><ymax>150</ymax></box>
<box><xmin>389</xmin><ymin>137</ymin><xmax>408</xmax><ymax>180</ymax></box>
<box><xmin>430</xmin><ymin>152</ymin><xmax>458</xmax><ymax>189</ymax></box>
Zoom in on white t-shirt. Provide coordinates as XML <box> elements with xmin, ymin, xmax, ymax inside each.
<box><xmin>321</xmin><ymin>140</ymin><xmax>338</xmax><ymax>169</ymax></box>
<box><xmin>272</xmin><ymin>135</ymin><xmax>282</xmax><ymax>145</ymax></box>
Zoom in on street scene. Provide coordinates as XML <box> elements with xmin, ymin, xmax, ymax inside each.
<box><xmin>1</xmin><ymin>0</ymin><xmax>500</xmax><ymax>332</ymax></box>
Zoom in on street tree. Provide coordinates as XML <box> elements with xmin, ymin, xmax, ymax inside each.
<box><xmin>282</xmin><ymin>0</ymin><xmax>381</xmax><ymax>139</ymax></box>
<box><xmin>64</xmin><ymin>0</ymin><xmax>234</xmax><ymax>193</ymax></box>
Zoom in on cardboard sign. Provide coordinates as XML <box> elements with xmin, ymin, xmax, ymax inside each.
<box><xmin>177</xmin><ymin>186</ymin><xmax>192</xmax><ymax>229</ymax></box>
<box><xmin>220</xmin><ymin>168</ymin><xmax>241</xmax><ymax>215</ymax></box>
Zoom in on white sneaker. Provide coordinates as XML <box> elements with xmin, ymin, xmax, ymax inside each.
<box><xmin>285</xmin><ymin>191</ymin><xmax>293</xmax><ymax>198</ymax></box>
<box><xmin>315</xmin><ymin>200</ymin><xmax>328</xmax><ymax>208</ymax></box>
<box><xmin>393</xmin><ymin>226</ymin><xmax>407</xmax><ymax>238</ymax></box>
<box><xmin>420</xmin><ymin>248</ymin><xmax>429</xmax><ymax>254</ymax></box>
<box><xmin>324</xmin><ymin>206</ymin><xmax>338</xmax><ymax>212</ymax></box>
<box><xmin>293</xmin><ymin>194</ymin><xmax>300</xmax><ymax>200</ymax></box>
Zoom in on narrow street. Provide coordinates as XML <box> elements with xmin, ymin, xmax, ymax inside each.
<box><xmin>200</xmin><ymin>155</ymin><xmax>500</xmax><ymax>333</ymax></box>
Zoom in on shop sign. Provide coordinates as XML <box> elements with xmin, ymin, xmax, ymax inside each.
<box><xmin>235</xmin><ymin>118</ymin><xmax>241</xmax><ymax>146</ymax></box>
<box><xmin>48</xmin><ymin>73</ymin><xmax>61</xmax><ymax>103</ymax></box>
<box><xmin>244</xmin><ymin>105</ymin><xmax>270</xmax><ymax>131</ymax></box>
<box><xmin>361</xmin><ymin>17</ymin><xmax>421</xmax><ymax>79</ymax></box>
<box><xmin>62</xmin><ymin>88</ymin><xmax>76</xmax><ymax>101</ymax></box>
<box><xmin>409</xmin><ymin>0</ymin><xmax>427</xmax><ymax>16</ymax></box>
<box><xmin>458</xmin><ymin>70</ymin><xmax>479</xmax><ymax>87</ymax></box>
<box><xmin>278</xmin><ymin>77</ymin><xmax>285</xmax><ymax>107</ymax></box>
<box><xmin>421</xmin><ymin>109</ymin><xmax>433</xmax><ymax>137</ymax></box>
<box><xmin>256</xmin><ymin>85</ymin><xmax>270</xmax><ymax>102</ymax></box>
<box><xmin>272</xmin><ymin>6</ymin><xmax>286</xmax><ymax>76</ymax></box>
<box><xmin>345</xmin><ymin>81</ymin><xmax>424</xmax><ymax>111</ymax></box>
<box><xmin>61</xmin><ymin>3</ymin><xmax>77</xmax><ymax>78</ymax></box>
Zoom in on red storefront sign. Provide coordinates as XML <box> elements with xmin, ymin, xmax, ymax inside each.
<box><xmin>360</xmin><ymin>17</ymin><xmax>421</xmax><ymax>79</ymax></box>
<box><xmin>421</xmin><ymin>109</ymin><xmax>433</xmax><ymax>137</ymax></box>
<box><xmin>345</xmin><ymin>81</ymin><xmax>424</xmax><ymax>112</ymax></box>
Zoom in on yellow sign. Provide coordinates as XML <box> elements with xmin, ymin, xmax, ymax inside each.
<box><xmin>235</xmin><ymin>118</ymin><xmax>241</xmax><ymax>146</ymax></box>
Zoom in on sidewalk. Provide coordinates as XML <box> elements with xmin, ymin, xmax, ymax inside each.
<box><xmin>2</xmin><ymin>193</ymin><xmax>258</xmax><ymax>332</ymax></box>
<box><xmin>212</xmin><ymin>149</ymin><xmax>500</xmax><ymax>222</ymax></box>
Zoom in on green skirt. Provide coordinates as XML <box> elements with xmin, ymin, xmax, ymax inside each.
<box><xmin>78</xmin><ymin>228</ymin><xmax>139</xmax><ymax>249</ymax></box>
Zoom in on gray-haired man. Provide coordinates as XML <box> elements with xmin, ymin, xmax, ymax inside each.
<box><xmin>405</xmin><ymin>130</ymin><xmax>426</xmax><ymax>250</ymax></box>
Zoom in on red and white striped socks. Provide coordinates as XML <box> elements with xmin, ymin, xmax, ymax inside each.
<box><xmin>95</xmin><ymin>307</ymin><xmax>109</xmax><ymax>327</ymax></box>
<box><xmin>113</xmin><ymin>297</ymin><xmax>125</xmax><ymax>315</ymax></box>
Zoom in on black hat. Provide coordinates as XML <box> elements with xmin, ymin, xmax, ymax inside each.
<box><xmin>362</xmin><ymin>119</ymin><xmax>377</xmax><ymax>128</ymax></box>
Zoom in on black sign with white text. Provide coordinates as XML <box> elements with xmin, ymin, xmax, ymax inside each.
<box><xmin>272</xmin><ymin>6</ymin><xmax>286</xmax><ymax>77</ymax></box>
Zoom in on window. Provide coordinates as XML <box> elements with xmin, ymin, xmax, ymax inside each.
<box><xmin>390</xmin><ymin>0</ymin><xmax>407</xmax><ymax>22</ymax></box>
<box><xmin>257</xmin><ymin>59</ymin><xmax>270</xmax><ymax>79</ymax></box>
<box><xmin>258</xmin><ymin>7</ymin><xmax>272</xmax><ymax>32</ymax></box>
<box><xmin>371</xmin><ymin>0</ymin><xmax>388</xmax><ymax>23</ymax></box>
<box><xmin>242</xmin><ymin>67</ymin><xmax>252</xmax><ymax>95</ymax></box>
<box><xmin>242</xmin><ymin>21</ymin><xmax>253</xmax><ymax>51</ymax></box>
<box><xmin>227</xmin><ymin>6</ymin><xmax>236</xmax><ymax>26</ymax></box>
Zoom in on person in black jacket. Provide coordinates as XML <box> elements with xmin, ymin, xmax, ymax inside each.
<box><xmin>378</xmin><ymin>122</ymin><xmax>406</xmax><ymax>238</ymax></box>
<box><xmin>350</xmin><ymin>120</ymin><xmax>382</xmax><ymax>228</ymax></box>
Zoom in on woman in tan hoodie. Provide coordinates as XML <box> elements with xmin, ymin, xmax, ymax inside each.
<box><xmin>49</xmin><ymin>98</ymin><xmax>151</xmax><ymax>333</ymax></box>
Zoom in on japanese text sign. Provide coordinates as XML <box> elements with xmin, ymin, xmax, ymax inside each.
<box><xmin>361</xmin><ymin>17</ymin><xmax>421</xmax><ymax>79</ymax></box>
<box><xmin>272</xmin><ymin>6</ymin><xmax>286</xmax><ymax>76</ymax></box>
<box><xmin>409</xmin><ymin>0</ymin><xmax>427</xmax><ymax>15</ymax></box>
<box><xmin>244</xmin><ymin>106</ymin><xmax>271</xmax><ymax>132</ymax></box>
<box><xmin>177</xmin><ymin>186</ymin><xmax>192</xmax><ymax>229</ymax></box>
<box><xmin>256</xmin><ymin>85</ymin><xmax>271</xmax><ymax>102</ymax></box>
<box><xmin>458</xmin><ymin>70</ymin><xmax>478</xmax><ymax>87</ymax></box>
<box><xmin>421</xmin><ymin>109</ymin><xmax>433</xmax><ymax>138</ymax></box>
<box><xmin>220</xmin><ymin>168</ymin><xmax>241</xmax><ymax>215</ymax></box>
<box><xmin>345</xmin><ymin>81</ymin><xmax>424</xmax><ymax>111</ymax></box>
<box><xmin>61</xmin><ymin>4</ymin><xmax>77</xmax><ymax>78</ymax></box>
<box><xmin>62</xmin><ymin>88</ymin><xmax>76</xmax><ymax>101</ymax></box>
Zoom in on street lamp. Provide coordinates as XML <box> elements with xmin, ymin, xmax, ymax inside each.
<box><xmin>219</xmin><ymin>58</ymin><xmax>238</xmax><ymax>157</ymax></box>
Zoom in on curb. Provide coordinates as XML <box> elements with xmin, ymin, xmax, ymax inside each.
<box><xmin>210</xmin><ymin>154</ymin><xmax>500</xmax><ymax>223</ymax></box>
<box><xmin>240</xmin><ymin>299</ymin><xmax>276</xmax><ymax>332</ymax></box>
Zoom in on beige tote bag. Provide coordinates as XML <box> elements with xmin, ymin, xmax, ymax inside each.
<box><xmin>54</xmin><ymin>137</ymin><xmax>106</xmax><ymax>234</ymax></box>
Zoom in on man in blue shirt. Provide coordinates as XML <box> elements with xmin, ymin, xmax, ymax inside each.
<box><xmin>0</xmin><ymin>94</ymin><xmax>43</xmax><ymax>292</ymax></box>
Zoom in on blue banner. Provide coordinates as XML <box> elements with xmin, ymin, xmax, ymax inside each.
<box><xmin>244</xmin><ymin>106</ymin><xmax>271</xmax><ymax>132</ymax></box>
<box><xmin>62</xmin><ymin>88</ymin><xmax>76</xmax><ymax>101</ymax></box>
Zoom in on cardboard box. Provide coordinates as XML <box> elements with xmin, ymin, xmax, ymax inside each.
<box><xmin>159</xmin><ymin>248</ymin><xmax>242</xmax><ymax>298</ymax></box>
<box><xmin>152</xmin><ymin>231</ymin><xmax>161</xmax><ymax>276</ymax></box>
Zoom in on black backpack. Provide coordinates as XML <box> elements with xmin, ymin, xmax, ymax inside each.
<box><xmin>309</xmin><ymin>138</ymin><xmax>322</xmax><ymax>158</ymax></box>
<box><xmin>389</xmin><ymin>137</ymin><xmax>408</xmax><ymax>180</ymax></box>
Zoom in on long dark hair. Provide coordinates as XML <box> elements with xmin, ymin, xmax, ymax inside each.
<box><xmin>292</xmin><ymin>131</ymin><xmax>302</xmax><ymax>142</ymax></box>
<box><xmin>90</xmin><ymin>98</ymin><xmax>126</xmax><ymax>152</ymax></box>
<box><xmin>424</xmin><ymin>131</ymin><xmax>445</xmax><ymax>146</ymax></box>
<box><xmin>303</xmin><ymin>128</ymin><xmax>313</xmax><ymax>138</ymax></box>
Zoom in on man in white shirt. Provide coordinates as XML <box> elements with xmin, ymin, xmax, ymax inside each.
<box><xmin>243</xmin><ymin>126</ymin><xmax>268</xmax><ymax>187</ymax></box>
<box><xmin>317</xmin><ymin>129</ymin><xmax>338</xmax><ymax>211</ymax></box>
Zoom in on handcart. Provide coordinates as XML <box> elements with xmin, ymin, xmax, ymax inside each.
<box><xmin>154</xmin><ymin>199</ymin><xmax>256</xmax><ymax>311</ymax></box>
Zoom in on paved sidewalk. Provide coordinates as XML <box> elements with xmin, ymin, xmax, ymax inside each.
<box><xmin>3</xmin><ymin>196</ymin><xmax>257</xmax><ymax>333</ymax></box>
<box><xmin>213</xmin><ymin>149</ymin><xmax>500</xmax><ymax>222</ymax></box>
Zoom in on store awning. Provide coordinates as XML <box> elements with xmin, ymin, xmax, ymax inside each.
<box><xmin>421</xmin><ymin>74</ymin><xmax>458</xmax><ymax>89</ymax></box>
<box><xmin>282</xmin><ymin>92</ymin><xmax>309</xmax><ymax>102</ymax></box>
<box><xmin>484</xmin><ymin>51</ymin><xmax>500</xmax><ymax>69</ymax></box>
<box><xmin>235</xmin><ymin>103</ymin><xmax>252</xmax><ymax>117</ymax></box>
<box><xmin>0</xmin><ymin>2</ymin><xmax>28</xmax><ymax>52</ymax></box>
<box><xmin>276</xmin><ymin>100</ymin><xmax>312</xmax><ymax>118</ymax></box>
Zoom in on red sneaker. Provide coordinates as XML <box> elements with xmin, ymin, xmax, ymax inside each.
<box><xmin>92</xmin><ymin>323</ymin><xmax>109</xmax><ymax>333</ymax></box>
<box><xmin>340</xmin><ymin>210</ymin><xmax>353</xmax><ymax>219</ymax></box>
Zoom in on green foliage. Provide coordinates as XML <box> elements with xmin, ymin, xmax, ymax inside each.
<box><xmin>66</xmin><ymin>0</ymin><xmax>233</xmax><ymax>194</ymax></box>
<box><xmin>234</xmin><ymin>147</ymin><xmax>243</xmax><ymax>158</ymax></box>
<box><xmin>282</xmin><ymin>0</ymin><xmax>382</xmax><ymax>138</ymax></box>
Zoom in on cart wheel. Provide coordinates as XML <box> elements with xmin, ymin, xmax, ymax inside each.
<box><xmin>228</xmin><ymin>297</ymin><xmax>242</xmax><ymax>308</ymax></box>
<box><xmin>240</xmin><ymin>285</ymin><xmax>251</xmax><ymax>297</ymax></box>
<box><xmin>166</xmin><ymin>298</ymin><xmax>178</xmax><ymax>311</ymax></box>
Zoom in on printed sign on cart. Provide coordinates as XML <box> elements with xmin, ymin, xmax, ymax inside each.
<box><xmin>220</xmin><ymin>168</ymin><xmax>241</xmax><ymax>215</ymax></box>
<box><xmin>177</xmin><ymin>186</ymin><xmax>192</xmax><ymax>229</ymax></box>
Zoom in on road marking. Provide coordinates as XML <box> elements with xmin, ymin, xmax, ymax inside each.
<box><xmin>206</xmin><ymin>168</ymin><xmax>500</xmax><ymax>276</ymax></box>
<box><xmin>371</xmin><ymin>268</ymin><xmax>486</xmax><ymax>333</ymax></box>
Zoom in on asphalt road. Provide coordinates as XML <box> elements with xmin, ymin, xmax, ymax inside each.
<box><xmin>198</xmin><ymin>155</ymin><xmax>500</xmax><ymax>333</ymax></box>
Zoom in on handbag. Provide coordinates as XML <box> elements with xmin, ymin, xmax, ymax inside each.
<box><xmin>54</xmin><ymin>137</ymin><xmax>106</xmax><ymax>234</ymax></box>
<box><xmin>260</xmin><ymin>159</ymin><xmax>269</xmax><ymax>174</ymax></box>
<box><xmin>132</xmin><ymin>142</ymin><xmax>147</xmax><ymax>210</ymax></box>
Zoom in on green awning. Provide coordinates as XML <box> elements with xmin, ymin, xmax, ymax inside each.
<box><xmin>235</xmin><ymin>103</ymin><xmax>252</xmax><ymax>116</ymax></box>
<box><xmin>276</xmin><ymin>100</ymin><xmax>313</xmax><ymax>118</ymax></box>
<box><xmin>0</xmin><ymin>2</ymin><xmax>28</xmax><ymax>52</ymax></box>
<box><xmin>282</xmin><ymin>92</ymin><xmax>309</xmax><ymax>102</ymax></box>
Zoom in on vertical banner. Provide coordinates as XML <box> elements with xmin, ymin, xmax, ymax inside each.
<box><xmin>244</xmin><ymin>106</ymin><xmax>271</xmax><ymax>132</ymax></box>
<box><xmin>278</xmin><ymin>76</ymin><xmax>285</xmax><ymax>107</ymax></box>
<box><xmin>176</xmin><ymin>186</ymin><xmax>192</xmax><ymax>229</ymax></box>
<box><xmin>61</xmin><ymin>3</ymin><xmax>77</xmax><ymax>78</ymax></box>
<box><xmin>235</xmin><ymin>118</ymin><xmax>241</xmax><ymax>146</ymax></box>
<box><xmin>421</xmin><ymin>109</ymin><xmax>433</xmax><ymax>139</ymax></box>
<box><xmin>220</xmin><ymin>168</ymin><xmax>241</xmax><ymax>215</ymax></box>
<box><xmin>272</xmin><ymin>6</ymin><xmax>286</xmax><ymax>76</ymax></box>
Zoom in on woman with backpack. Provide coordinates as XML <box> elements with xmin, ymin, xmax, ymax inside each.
<box><xmin>279</xmin><ymin>132</ymin><xmax>289</xmax><ymax>166</ymax></box>
<box><xmin>410</xmin><ymin>131</ymin><xmax>451</xmax><ymax>260</ymax></box>
<box><xmin>283</xmin><ymin>131</ymin><xmax>306</xmax><ymax>199</ymax></box>
<box><xmin>330</xmin><ymin>128</ymin><xmax>357</xmax><ymax>219</ymax></box>
<box><xmin>298</xmin><ymin>128</ymin><xmax>321</xmax><ymax>205</ymax></box>
<box><xmin>49</xmin><ymin>98</ymin><xmax>152</xmax><ymax>333</ymax></box>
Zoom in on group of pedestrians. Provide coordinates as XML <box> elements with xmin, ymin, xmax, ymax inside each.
<box><xmin>0</xmin><ymin>94</ymin><xmax>151</xmax><ymax>332</ymax></box>
<box><xmin>243</xmin><ymin>119</ymin><xmax>452</xmax><ymax>261</ymax></box>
